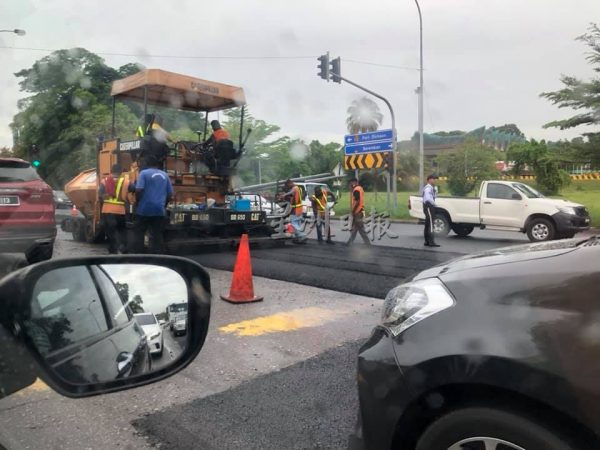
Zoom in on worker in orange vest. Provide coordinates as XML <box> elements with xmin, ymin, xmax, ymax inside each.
<box><xmin>310</xmin><ymin>185</ymin><xmax>334</xmax><ymax>244</ymax></box>
<box><xmin>205</xmin><ymin>120</ymin><xmax>231</xmax><ymax>146</ymax></box>
<box><xmin>99</xmin><ymin>164</ymin><xmax>128</xmax><ymax>254</ymax></box>
<box><xmin>346</xmin><ymin>178</ymin><xmax>371</xmax><ymax>246</ymax></box>
<box><xmin>279</xmin><ymin>179</ymin><xmax>307</xmax><ymax>244</ymax></box>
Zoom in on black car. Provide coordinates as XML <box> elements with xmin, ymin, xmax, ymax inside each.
<box><xmin>357</xmin><ymin>236</ymin><xmax>600</xmax><ymax>450</ymax></box>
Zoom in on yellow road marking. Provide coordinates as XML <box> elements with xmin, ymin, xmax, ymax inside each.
<box><xmin>219</xmin><ymin>307</ymin><xmax>340</xmax><ymax>337</ymax></box>
<box><xmin>16</xmin><ymin>378</ymin><xmax>49</xmax><ymax>396</ymax></box>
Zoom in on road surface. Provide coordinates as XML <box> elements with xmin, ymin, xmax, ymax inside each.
<box><xmin>0</xmin><ymin>225</ymin><xmax>591</xmax><ymax>449</ymax></box>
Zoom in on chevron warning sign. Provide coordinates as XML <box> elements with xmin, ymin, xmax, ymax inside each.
<box><xmin>345</xmin><ymin>151</ymin><xmax>390</xmax><ymax>170</ymax></box>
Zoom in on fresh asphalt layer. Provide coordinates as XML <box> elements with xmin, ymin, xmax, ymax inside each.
<box><xmin>190</xmin><ymin>241</ymin><xmax>460</xmax><ymax>299</ymax></box>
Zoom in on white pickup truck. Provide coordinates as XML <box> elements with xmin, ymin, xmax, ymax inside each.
<box><xmin>409</xmin><ymin>180</ymin><xmax>591</xmax><ymax>242</ymax></box>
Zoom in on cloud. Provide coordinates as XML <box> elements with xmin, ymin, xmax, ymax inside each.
<box><xmin>1</xmin><ymin>0</ymin><xmax>599</xmax><ymax>154</ymax></box>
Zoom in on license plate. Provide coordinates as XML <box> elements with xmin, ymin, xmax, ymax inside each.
<box><xmin>0</xmin><ymin>196</ymin><xmax>19</xmax><ymax>206</ymax></box>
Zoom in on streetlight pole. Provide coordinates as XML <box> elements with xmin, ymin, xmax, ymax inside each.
<box><xmin>414</xmin><ymin>0</ymin><xmax>424</xmax><ymax>189</ymax></box>
<box><xmin>0</xmin><ymin>29</ymin><xmax>26</xmax><ymax>36</ymax></box>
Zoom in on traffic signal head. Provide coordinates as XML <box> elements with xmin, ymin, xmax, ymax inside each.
<box><xmin>317</xmin><ymin>53</ymin><xmax>330</xmax><ymax>81</ymax></box>
<box><xmin>330</xmin><ymin>57</ymin><xmax>341</xmax><ymax>83</ymax></box>
<box><xmin>29</xmin><ymin>145</ymin><xmax>41</xmax><ymax>167</ymax></box>
<box><xmin>383</xmin><ymin>152</ymin><xmax>392</xmax><ymax>173</ymax></box>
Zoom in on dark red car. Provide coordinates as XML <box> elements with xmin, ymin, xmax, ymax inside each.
<box><xmin>0</xmin><ymin>158</ymin><xmax>56</xmax><ymax>263</ymax></box>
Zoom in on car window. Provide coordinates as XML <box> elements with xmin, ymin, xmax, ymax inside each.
<box><xmin>486</xmin><ymin>183</ymin><xmax>519</xmax><ymax>200</ymax></box>
<box><xmin>28</xmin><ymin>266</ymin><xmax>108</xmax><ymax>355</ymax></box>
<box><xmin>0</xmin><ymin>160</ymin><xmax>40</xmax><ymax>182</ymax></box>
<box><xmin>90</xmin><ymin>266</ymin><xmax>132</xmax><ymax>326</ymax></box>
<box><xmin>512</xmin><ymin>183</ymin><xmax>544</xmax><ymax>199</ymax></box>
<box><xmin>135</xmin><ymin>314</ymin><xmax>157</xmax><ymax>326</ymax></box>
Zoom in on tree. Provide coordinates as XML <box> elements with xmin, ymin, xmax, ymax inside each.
<box><xmin>507</xmin><ymin>140</ymin><xmax>571</xmax><ymax>195</ymax></box>
<box><xmin>346</xmin><ymin>97</ymin><xmax>383</xmax><ymax>134</ymax></box>
<box><xmin>10</xmin><ymin>48</ymin><xmax>140</xmax><ymax>187</ymax></box>
<box><xmin>541</xmin><ymin>23</ymin><xmax>600</xmax><ymax>136</ymax></box>
<box><xmin>130</xmin><ymin>294</ymin><xmax>144</xmax><ymax>313</ymax></box>
<box><xmin>0</xmin><ymin>147</ymin><xmax>14</xmax><ymax>157</ymax></box>
<box><xmin>115</xmin><ymin>282</ymin><xmax>129</xmax><ymax>305</ymax></box>
<box><xmin>487</xmin><ymin>124</ymin><xmax>525</xmax><ymax>138</ymax></box>
<box><xmin>307</xmin><ymin>140</ymin><xmax>342</xmax><ymax>175</ymax></box>
<box><xmin>222</xmin><ymin>108</ymin><xmax>313</xmax><ymax>185</ymax></box>
<box><xmin>436</xmin><ymin>140</ymin><xmax>499</xmax><ymax>196</ymax></box>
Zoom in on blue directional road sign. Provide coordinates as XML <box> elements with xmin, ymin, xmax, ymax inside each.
<box><xmin>344</xmin><ymin>129</ymin><xmax>394</xmax><ymax>155</ymax></box>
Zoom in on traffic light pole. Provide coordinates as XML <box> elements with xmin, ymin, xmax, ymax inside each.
<box><xmin>331</xmin><ymin>72</ymin><xmax>398</xmax><ymax>209</ymax></box>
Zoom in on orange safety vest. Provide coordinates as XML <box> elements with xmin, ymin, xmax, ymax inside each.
<box><xmin>212</xmin><ymin>128</ymin><xmax>230</xmax><ymax>142</ymax></box>
<box><xmin>311</xmin><ymin>190</ymin><xmax>328</xmax><ymax>215</ymax></box>
<box><xmin>101</xmin><ymin>175</ymin><xmax>126</xmax><ymax>215</ymax></box>
<box><xmin>291</xmin><ymin>185</ymin><xmax>303</xmax><ymax>216</ymax></box>
<box><xmin>351</xmin><ymin>185</ymin><xmax>365</xmax><ymax>214</ymax></box>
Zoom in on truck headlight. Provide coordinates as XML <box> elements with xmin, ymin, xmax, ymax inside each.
<box><xmin>557</xmin><ymin>206</ymin><xmax>577</xmax><ymax>215</ymax></box>
<box><xmin>149</xmin><ymin>332</ymin><xmax>161</xmax><ymax>340</ymax></box>
<box><xmin>381</xmin><ymin>278</ymin><xmax>455</xmax><ymax>336</ymax></box>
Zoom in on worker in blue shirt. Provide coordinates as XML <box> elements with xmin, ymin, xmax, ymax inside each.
<box><xmin>422</xmin><ymin>174</ymin><xmax>440</xmax><ymax>247</ymax></box>
<box><xmin>129</xmin><ymin>159</ymin><xmax>174</xmax><ymax>254</ymax></box>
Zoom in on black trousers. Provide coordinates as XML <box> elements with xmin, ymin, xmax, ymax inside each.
<box><xmin>103</xmin><ymin>213</ymin><xmax>127</xmax><ymax>254</ymax></box>
<box><xmin>129</xmin><ymin>215</ymin><xmax>166</xmax><ymax>254</ymax></box>
<box><xmin>423</xmin><ymin>203</ymin><xmax>436</xmax><ymax>245</ymax></box>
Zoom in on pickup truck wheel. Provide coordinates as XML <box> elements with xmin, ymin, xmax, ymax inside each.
<box><xmin>451</xmin><ymin>224</ymin><xmax>474</xmax><ymax>237</ymax></box>
<box><xmin>433</xmin><ymin>214</ymin><xmax>451</xmax><ymax>236</ymax></box>
<box><xmin>526</xmin><ymin>218</ymin><xmax>555</xmax><ymax>242</ymax></box>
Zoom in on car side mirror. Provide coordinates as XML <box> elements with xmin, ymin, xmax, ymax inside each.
<box><xmin>512</xmin><ymin>193</ymin><xmax>522</xmax><ymax>200</ymax></box>
<box><xmin>0</xmin><ymin>255</ymin><xmax>211</xmax><ymax>398</ymax></box>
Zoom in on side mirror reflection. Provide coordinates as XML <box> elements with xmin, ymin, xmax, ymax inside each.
<box><xmin>0</xmin><ymin>255</ymin><xmax>211</xmax><ymax>398</ymax></box>
<box><xmin>25</xmin><ymin>264</ymin><xmax>189</xmax><ymax>384</ymax></box>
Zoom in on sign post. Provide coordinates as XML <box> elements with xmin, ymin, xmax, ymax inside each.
<box><xmin>344</xmin><ymin>129</ymin><xmax>395</xmax><ymax>210</ymax></box>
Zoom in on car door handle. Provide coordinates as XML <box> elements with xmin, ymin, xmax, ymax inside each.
<box><xmin>483</xmin><ymin>201</ymin><xmax>492</xmax><ymax>204</ymax></box>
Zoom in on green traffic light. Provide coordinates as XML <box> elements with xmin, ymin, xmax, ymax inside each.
<box><xmin>32</xmin><ymin>160</ymin><xmax>41</xmax><ymax>167</ymax></box>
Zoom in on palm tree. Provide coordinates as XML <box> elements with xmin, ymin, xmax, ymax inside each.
<box><xmin>346</xmin><ymin>97</ymin><xmax>383</xmax><ymax>134</ymax></box>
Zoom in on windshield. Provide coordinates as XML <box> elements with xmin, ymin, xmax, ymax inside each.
<box><xmin>512</xmin><ymin>183</ymin><xmax>544</xmax><ymax>199</ymax></box>
<box><xmin>0</xmin><ymin>160</ymin><xmax>39</xmax><ymax>182</ymax></box>
<box><xmin>2</xmin><ymin>3</ymin><xmax>600</xmax><ymax>450</ymax></box>
<box><xmin>134</xmin><ymin>314</ymin><xmax>157</xmax><ymax>326</ymax></box>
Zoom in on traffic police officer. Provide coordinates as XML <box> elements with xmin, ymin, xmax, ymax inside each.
<box><xmin>422</xmin><ymin>174</ymin><xmax>440</xmax><ymax>247</ymax></box>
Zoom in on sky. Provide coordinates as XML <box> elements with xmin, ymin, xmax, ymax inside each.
<box><xmin>1</xmin><ymin>0</ymin><xmax>599</xmax><ymax>151</ymax></box>
<box><xmin>102</xmin><ymin>264</ymin><xmax>189</xmax><ymax>317</ymax></box>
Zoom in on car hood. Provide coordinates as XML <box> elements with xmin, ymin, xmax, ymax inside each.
<box><xmin>414</xmin><ymin>237</ymin><xmax>591</xmax><ymax>279</ymax></box>
<box><xmin>528</xmin><ymin>197</ymin><xmax>583</xmax><ymax>209</ymax></box>
<box><xmin>140</xmin><ymin>324</ymin><xmax>161</xmax><ymax>337</ymax></box>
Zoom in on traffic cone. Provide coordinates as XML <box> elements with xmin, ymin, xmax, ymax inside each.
<box><xmin>220</xmin><ymin>234</ymin><xmax>263</xmax><ymax>304</ymax></box>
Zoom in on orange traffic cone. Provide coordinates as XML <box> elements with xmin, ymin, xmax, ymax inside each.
<box><xmin>220</xmin><ymin>234</ymin><xmax>263</xmax><ymax>304</ymax></box>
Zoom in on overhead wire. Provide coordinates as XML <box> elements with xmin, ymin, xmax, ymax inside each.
<box><xmin>0</xmin><ymin>45</ymin><xmax>420</xmax><ymax>70</ymax></box>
